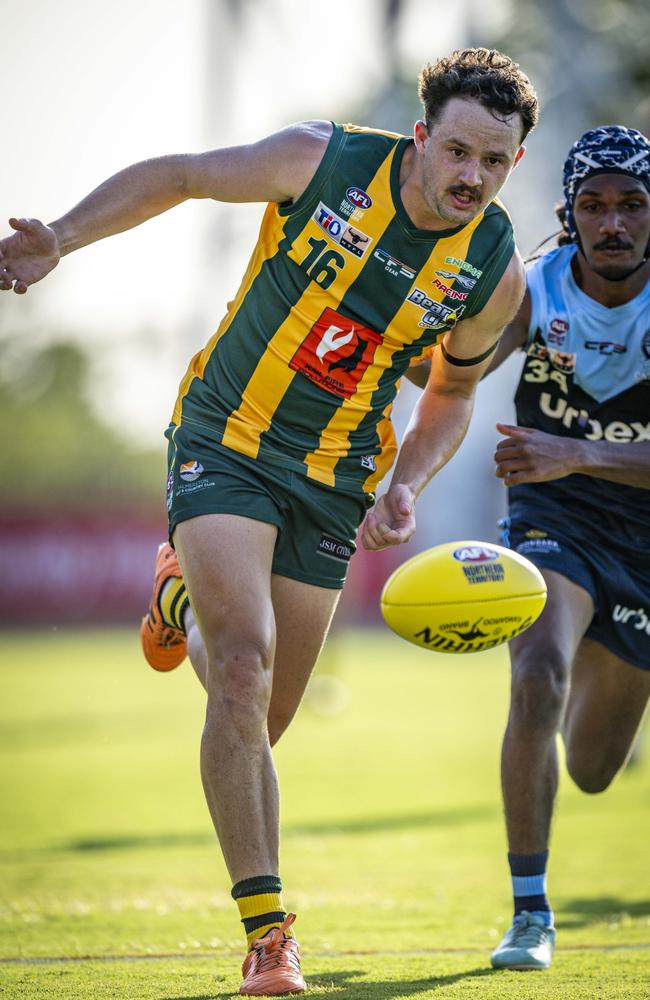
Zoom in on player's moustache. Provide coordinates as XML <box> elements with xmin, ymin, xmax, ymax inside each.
<box><xmin>593</xmin><ymin>237</ymin><xmax>634</xmax><ymax>251</ymax></box>
<box><xmin>449</xmin><ymin>185</ymin><xmax>480</xmax><ymax>201</ymax></box>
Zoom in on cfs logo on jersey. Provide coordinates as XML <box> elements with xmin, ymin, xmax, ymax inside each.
<box><xmin>313</xmin><ymin>202</ymin><xmax>372</xmax><ymax>258</ymax></box>
<box><xmin>290</xmin><ymin>307</ymin><xmax>382</xmax><ymax>398</ymax></box>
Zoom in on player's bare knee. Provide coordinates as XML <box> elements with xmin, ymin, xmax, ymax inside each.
<box><xmin>566</xmin><ymin>747</ymin><xmax>623</xmax><ymax>794</ymax></box>
<box><xmin>510</xmin><ymin>647</ymin><xmax>570</xmax><ymax>730</ymax></box>
<box><xmin>267</xmin><ymin>706</ymin><xmax>297</xmax><ymax>748</ymax></box>
<box><xmin>205</xmin><ymin>641</ymin><xmax>273</xmax><ymax>734</ymax></box>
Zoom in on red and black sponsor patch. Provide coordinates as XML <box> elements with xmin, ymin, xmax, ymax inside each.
<box><xmin>290</xmin><ymin>307</ymin><xmax>381</xmax><ymax>399</ymax></box>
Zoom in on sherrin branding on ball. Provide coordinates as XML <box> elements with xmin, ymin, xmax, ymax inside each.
<box><xmin>380</xmin><ymin>540</ymin><xmax>547</xmax><ymax>654</ymax></box>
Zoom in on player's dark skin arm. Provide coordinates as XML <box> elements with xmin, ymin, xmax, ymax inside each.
<box><xmin>495</xmin><ymin>427</ymin><xmax>650</xmax><ymax>488</ymax></box>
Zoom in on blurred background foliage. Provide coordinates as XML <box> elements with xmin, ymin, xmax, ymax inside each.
<box><xmin>0</xmin><ymin>338</ymin><xmax>163</xmax><ymax>509</ymax></box>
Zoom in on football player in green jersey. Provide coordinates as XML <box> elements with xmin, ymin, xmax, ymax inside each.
<box><xmin>0</xmin><ymin>48</ymin><xmax>537</xmax><ymax>994</ymax></box>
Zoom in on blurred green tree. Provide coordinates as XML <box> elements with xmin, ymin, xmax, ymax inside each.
<box><xmin>487</xmin><ymin>0</ymin><xmax>650</xmax><ymax>129</ymax></box>
<box><xmin>0</xmin><ymin>339</ymin><xmax>164</xmax><ymax>509</ymax></box>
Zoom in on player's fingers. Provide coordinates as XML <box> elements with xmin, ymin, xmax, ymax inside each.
<box><xmin>494</xmin><ymin>444</ymin><xmax>522</xmax><ymax>463</ymax></box>
<box><xmin>502</xmin><ymin>469</ymin><xmax>533</xmax><ymax>486</ymax></box>
<box><xmin>9</xmin><ymin>217</ymin><xmax>35</xmax><ymax>232</ymax></box>
<box><xmin>362</xmin><ymin>518</ymin><xmax>405</xmax><ymax>550</ymax></box>
<box><xmin>495</xmin><ymin>457</ymin><xmax>530</xmax><ymax>478</ymax></box>
<box><xmin>360</xmin><ymin>526</ymin><xmax>389</xmax><ymax>551</ymax></box>
<box><xmin>495</xmin><ymin>421</ymin><xmax>530</xmax><ymax>434</ymax></box>
<box><xmin>13</xmin><ymin>281</ymin><xmax>28</xmax><ymax>294</ymax></box>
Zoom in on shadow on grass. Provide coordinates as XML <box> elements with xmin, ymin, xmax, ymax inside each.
<box><xmin>1</xmin><ymin>804</ymin><xmax>496</xmax><ymax>858</ymax></box>
<box><xmin>159</xmin><ymin>965</ymin><xmax>496</xmax><ymax>1000</ymax></box>
<box><xmin>557</xmin><ymin>896</ymin><xmax>650</xmax><ymax>928</ymax></box>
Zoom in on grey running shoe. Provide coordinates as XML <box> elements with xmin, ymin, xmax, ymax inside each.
<box><xmin>490</xmin><ymin>911</ymin><xmax>556</xmax><ymax>970</ymax></box>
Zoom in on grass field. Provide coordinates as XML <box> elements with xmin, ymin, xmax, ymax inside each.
<box><xmin>0</xmin><ymin>629</ymin><xmax>648</xmax><ymax>999</ymax></box>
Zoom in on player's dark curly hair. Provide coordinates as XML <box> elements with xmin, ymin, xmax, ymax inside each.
<box><xmin>418</xmin><ymin>48</ymin><xmax>539</xmax><ymax>143</ymax></box>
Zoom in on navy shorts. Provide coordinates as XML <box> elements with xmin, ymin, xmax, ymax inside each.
<box><xmin>165</xmin><ymin>422</ymin><xmax>372</xmax><ymax>590</ymax></box>
<box><xmin>500</xmin><ymin>502</ymin><xmax>650</xmax><ymax>671</ymax></box>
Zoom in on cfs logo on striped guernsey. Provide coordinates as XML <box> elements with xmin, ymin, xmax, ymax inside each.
<box><xmin>313</xmin><ymin>202</ymin><xmax>372</xmax><ymax>258</ymax></box>
<box><xmin>374</xmin><ymin>247</ymin><xmax>416</xmax><ymax>280</ymax></box>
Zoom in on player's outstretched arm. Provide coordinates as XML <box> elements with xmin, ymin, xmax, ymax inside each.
<box><xmin>361</xmin><ymin>251</ymin><xmax>526</xmax><ymax>550</ymax></box>
<box><xmin>0</xmin><ymin>121</ymin><xmax>332</xmax><ymax>295</ymax></box>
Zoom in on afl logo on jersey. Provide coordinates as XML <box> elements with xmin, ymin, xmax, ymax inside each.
<box><xmin>453</xmin><ymin>546</ymin><xmax>499</xmax><ymax>563</ymax></box>
<box><xmin>345</xmin><ymin>187</ymin><xmax>372</xmax><ymax>210</ymax></box>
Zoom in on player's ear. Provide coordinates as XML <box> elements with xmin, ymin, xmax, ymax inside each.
<box><xmin>414</xmin><ymin>120</ymin><xmax>429</xmax><ymax>151</ymax></box>
<box><xmin>513</xmin><ymin>145</ymin><xmax>526</xmax><ymax>169</ymax></box>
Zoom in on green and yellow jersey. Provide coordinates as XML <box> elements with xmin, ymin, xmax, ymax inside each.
<box><xmin>171</xmin><ymin>123</ymin><xmax>515</xmax><ymax>495</ymax></box>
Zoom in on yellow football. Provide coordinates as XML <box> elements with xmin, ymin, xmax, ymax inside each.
<box><xmin>380</xmin><ymin>540</ymin><xmax>547</xmax><ymax>654</ymax></box>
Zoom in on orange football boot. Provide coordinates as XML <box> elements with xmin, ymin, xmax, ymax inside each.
<box><xmin>140</xmin><ymin>542</ymin><xmax>188</xmax><ymax>672</ymax></box>
<box><xmin>239</xmin><ymin>913</ymin><xmax>306</xmax><ymax>996</ymax></box>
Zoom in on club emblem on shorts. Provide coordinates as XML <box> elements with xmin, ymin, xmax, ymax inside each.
<box><xmin>179</xmin><ymin>460</ymin><xmax>204</xmax><ymax>482</ymax></box>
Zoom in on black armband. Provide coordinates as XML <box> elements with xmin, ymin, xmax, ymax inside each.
<box><xmin>440</xmin><ymin>338</ymin><xmax>500</xmax><ymax>367</ymax></box>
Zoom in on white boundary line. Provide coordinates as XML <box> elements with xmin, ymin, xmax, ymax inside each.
<box><xmin>2</xmin><ymin>944</ymin><xmax>649</xmax><ymax>965</ymax></box>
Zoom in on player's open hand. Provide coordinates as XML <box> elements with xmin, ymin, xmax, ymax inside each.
<box><xmin>0</xmin><ymin>218</ymin><xmax>61</xmax><ymax>294</ymax></box>
<box><xmin>495</xmin><ymin>422</ymin><xmax>579</xmax><ymax>485</ymax></box>
<box><xmin>360</xmin><ymin>484</ymin><xmax>416</xmax><ymax>550</ymax></box>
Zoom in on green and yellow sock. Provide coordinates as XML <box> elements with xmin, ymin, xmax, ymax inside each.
<box><xmin>159</xmin><ymin>577</ymin><xmax>189</xmax><ymax>633</ymax></box>
<box><xmin>232</xmin><ymin>875</ymin><xmax>293</xmax><ymax>948</ymax></box>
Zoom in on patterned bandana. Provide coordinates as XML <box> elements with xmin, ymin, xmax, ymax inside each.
<box><xmin>562</xmin><ymin>125</ymin><xmax>650</xmax><ymax>242</ymax></box>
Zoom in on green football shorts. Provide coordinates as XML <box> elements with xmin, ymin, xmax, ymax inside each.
<box><xmin>165</xmin><ymin>422</ymin><xmax>373</xmax><ymax>589</ymax></box>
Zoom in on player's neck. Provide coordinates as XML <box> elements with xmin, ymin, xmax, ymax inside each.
<box><xmin>571</xmin><ymin>252</ymin><xmax>650</xmax><ymax>308</ymax></box>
